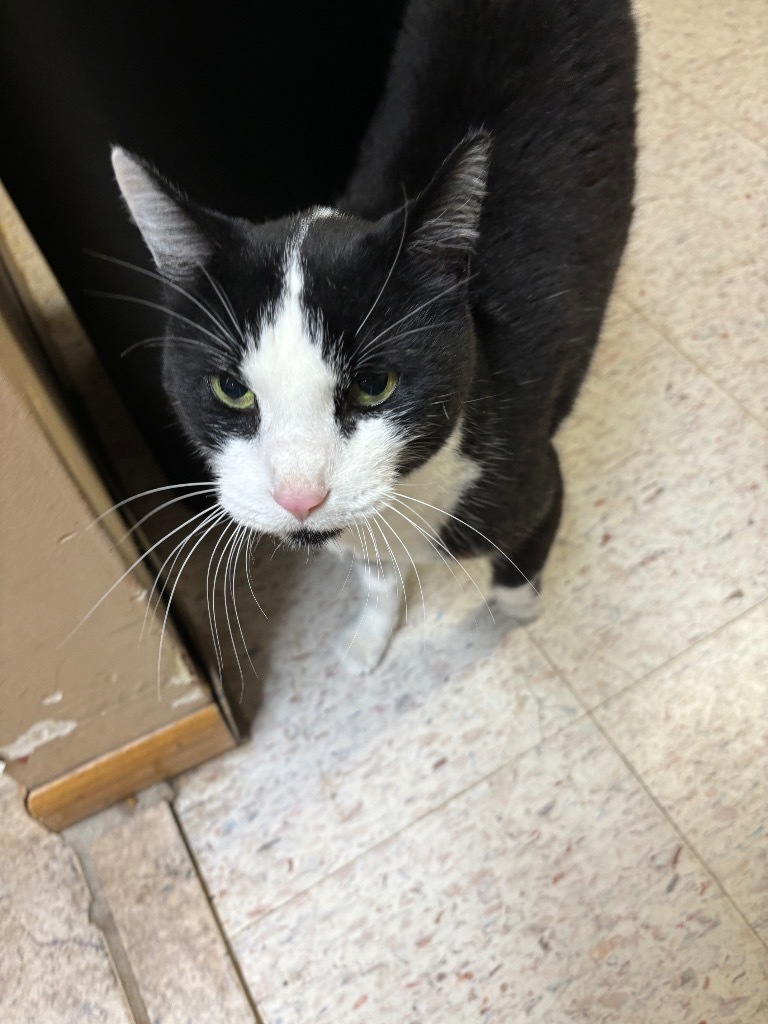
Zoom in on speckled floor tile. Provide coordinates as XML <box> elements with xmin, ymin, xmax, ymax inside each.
<box><xmin>90</xmin><ymin>801</ymin><xmax>255</xmax><ymax>1024</ymax></box>
<box><xmin>625</xmin><ymin>248</ymin><xmax>767</xmax><ymax>427</ymax></box>
<box><xmin>175</xmin><ymin>550</ymin><xmax>580</xmax><ymax>933</ymax></box>
<box><xmin>621</xmin><ymin>70</ymin><xmax>768</xmax><ymax>425</ymax></box>
<box><xmin>633</xmin><ymin>72</ymin><xmax>767</xmax><ymax>219</ymax></box>
<box><xmin>0</xmin><ymin>787</ymin><xmax>132</xmax><ymax>1024</ymax></box>
<box><xmin>230</xmin><ymin>719</ymin><xmax>768</xmax><ymax>1024</ymax></box>
<box><xmin>5</xmin><ymin>8</ymin><xmax>765</xmax><ymax>1021</ymax></box>
<box><xmin>528</xmin><ymin>308</ymin><xmax>767</xmax><ymax>706</ymax></box>
<box><xmin>680</xmin><ymin>46</ymin><xmax>768</xmax><ymax>151</ymax></box>
<box><xmin>596</xmin><ymin>600</ymin><xmax>768</xmax><ymax>941</ymax></box>
<box><xmin>634</xmin><ymin>0</ymin><xmax>768</xmax><ymax>89</ymax></box>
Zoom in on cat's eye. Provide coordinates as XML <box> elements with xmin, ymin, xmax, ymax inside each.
<box><xmin>348</xmin><ymin>371</ymin><xmax>398</xmax><ymax>408</ymax></box>
<box><xmin>210</xmin><ymin>373</ymin><xmax>255</xmax><ymax>410</ymax></box>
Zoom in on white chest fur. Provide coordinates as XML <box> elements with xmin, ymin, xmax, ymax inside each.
<box><xmin>336</xmin><ymin>419</ymin><xmax>480</xmax><ymax>569</ymax></box>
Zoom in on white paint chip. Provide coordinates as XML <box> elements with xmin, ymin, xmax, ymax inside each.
<box><xmin>171</xmin><ymin>690</ymin><xmax>206</xmax><ymax>709</ymax></box>
<box><xmin>0</xmin><ymin>719</ymin><xmax>78</xmax><ymax>760</ymax></box>
<box><xmin>42</xmin><ymin>691</ymin><xmax>64</xmax><ymax>706</ymax></box>
<box><xmin>168</xmin><ymin>655</ymin><xmax>197</xmax><ymax>688</ymax></box>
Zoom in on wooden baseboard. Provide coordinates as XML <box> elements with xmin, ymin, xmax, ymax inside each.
<box><xmin>26</xmin><ymin>705</ymin><xmax>236</xmax><ymax>831</ymax></box>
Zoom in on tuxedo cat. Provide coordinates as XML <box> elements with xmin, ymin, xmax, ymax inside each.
<box><xmin>112</xmin><ymin>0</ymin><xmax>636</xmax><ymax>671</ymax></box>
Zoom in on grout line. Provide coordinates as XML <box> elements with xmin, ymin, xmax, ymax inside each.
<box><xmin>177</xmin><ymin>600</ymin><xmax>768</xmax><ymax>946</ymax></box>
<box><xmin>213</xmin><ymin>707</ymin><xmax>591</xmax><ymax>941</ymax></box>
<box><xmin>650</xmin><ymin>62</ymin><xmax>768</xmax><ymax>158</ymax></box>
<box><xmin>171</xmin><ymin>602</ymin><xmax>768</xmax><ymax>956</ymax></box>
<box><xmin>65</xmin><ymin>831</ymin><xmax>152</xmax><ymax>1024</ymax></box>
<box><xmin>489</xmin><ymin>625</ymin><xmax>768</xmax><ymax>949</ymax></box>
<box><xmin>588</xmin><ymin>709</ymin><xmax>768</xmax><ymax>952</ymax></box>
<box><xmin>586</xmin><ymin>593</ymin><xmax>768</xmax><ymax>716</ymax></box>
<box><xmin>168</xmin><ymin>797</ymin><xmax>268</xmax><ymax>1024</ymax></box>
<box><xmin>527</xmin><ymin>593</ymin><xmax>768</xmax><ymax>947</ymax></box>
<box><xmin>618</xmin><ymin>292</ymin><xmax>768</xmax><ymax>432</ymax></box>
<box><xmin>525</xmin><ymin>630</ymin><xmax>593</xmax><ymax>713</ymax></box>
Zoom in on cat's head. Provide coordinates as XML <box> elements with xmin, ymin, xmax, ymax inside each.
<box><xmin>112</xmin><ymin>133</ymin><xmax>489</xmax><ymax>546</ymax></box>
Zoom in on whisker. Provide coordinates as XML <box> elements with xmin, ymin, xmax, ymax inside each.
<box><xmin>354</xmin><ymin>320</ymin><xmax>449</xmax><ymax>367</ymax></box>
<box><xmin>355</xmin><ymin>204</ymin><xmax>409</xmax><ymax>338</ymax></box>
<box><xmin>384</xmin><ymin>498</ymin><xmax>492</xmax><ymax>620</ymax></box>
<box><xmin>86</xmin><ymin>250</ymin><xmax>239</xmax><ymax>347</ymax></box>
<box><xmin>362</xmin><ymin>515</ymin><xmax>384</xmax><ymax>613</ymax></box>
<box><xmin>234</xmin><ymin>539</ymin><xmax>262</xmax><ymax>700</ymax></box>
<box><xmin>142</xmin><ymin>506</ymin><xmax>222</xmax><ymax>633</ymax></box>
<box><xmin>227</xmin><ymin>525</ymin><xmax>260</xmax><ymax>700</ymax></box>
<box><xmin>206</xmin><ymin>520</ymin><xmax>238</xmax><ymax>684</ymax></box>
<box><xmin>392</xmin><ymin>492</ymin><xmax>539</xmax><ymax>595</ymax></box>
<box><xmin>120</xmin><ymin>334</ymin><xmax>225</xmax><ymax>359</ymax></box>
<box><xmin>85</xmin><ymin>289</ymin><xmax>240</xmax><ymax>357</ymax></box>
<box><xmin>339</xmin><ymin>522</ymin><xmax>374</xmax><ymax>661</ymax></box>
<box><xmin>339</xmin><ymin>550</ymin><xmax>356</xmax><ymax>594</ymax></box>
<box><xmin>88</xmin><ymin>481</ymin><xmax>213</xmax><ymax>530</ymax></box>
<box><xmin>116</xmin><ymin>488</ymin><xmax>216</xmax><ymax>545</ymax></box>
<box><xmin>373</xmin><ymin>511</ymin><xmax>427</xmax><ymax>626</ymax></box>
<box><xmin>200</xmin><ymin>265</ymin><xmax>243</xmax><ymax>341</ymax></box>
<box><xmin>370</xmin><ymin>516</ymin><xmax>409</xmax><ymax>625</ymax></box>
<box><xmin>61</xmin><ymin>504</ymin><xmax>221</xmax><ymax>645</ymax></box>
<box><xmin>243</xmin><ymin>534</ymin><xmax>268</xmax><ymax>619</ymax></box>
<box><xmin>154</xmin><ymin>510</ymin><xmax>229</xmax><ymax>693</ymax></box>
<box><xmin>231</xmin><ymin>527</ymin><xmax>263</xmax><ymax>675</ymax></box>
<box><xmin>144</xmin><ymin>508</ymin><xmax>227</xmax><ymax>635</ymax></box>
<box><xmin>218</xmin><ymin>523</ymin><xmax>244</xmax><ymax>682</ymax></box>
<box><xmin>356</xmin><ymin>274</ymin><xmax>476</xmax><ymax>362</ymax></box>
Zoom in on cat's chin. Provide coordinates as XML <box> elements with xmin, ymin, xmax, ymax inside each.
<box><xmin>286</xmin><ymin>527</ymin><xmax>342</xmax><ymax>549</ymax></box>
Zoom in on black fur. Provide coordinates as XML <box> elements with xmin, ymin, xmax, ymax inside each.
<box><xmin>338</xmin><ymin>0</ymin><xmax>637</xmax><ymax>582</ymax></box>
<box><xmin>115</xmin><ymin>0</ymin><xmax>636</xmax><ymax>586</ymax></box>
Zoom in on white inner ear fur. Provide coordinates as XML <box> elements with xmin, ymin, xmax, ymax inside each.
<box><xmin>111</xmin><ymin>146</ymin><xmax>214</xmax><ymax>277</ymax></box>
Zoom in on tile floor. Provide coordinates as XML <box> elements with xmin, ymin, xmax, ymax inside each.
<box><xmin>2</xmin><ymin>2</ymin><xmax>766</xmax><ymax>1021</ymax></box>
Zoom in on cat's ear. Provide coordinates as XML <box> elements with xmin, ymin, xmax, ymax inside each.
<box><xmin>408</xmin><ymin>130</ymin><xmax>491</xmax><ymax>274</ymax></box>
<box><xmin>111</xmin><ymin>146</ymin><xmax>216</xmax><ymax>279</ymax></box>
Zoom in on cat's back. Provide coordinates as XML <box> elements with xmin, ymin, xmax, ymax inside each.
<box><xmin>342</xmin><ymin>0</ymin><xmax>636</xmax><ymax>416</ymax></box>
<box><xmin>341</xmin><ymin>0</ymin><xmax>636</xmax><ymax>222</ymax></box>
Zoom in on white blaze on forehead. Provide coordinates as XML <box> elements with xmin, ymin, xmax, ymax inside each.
<box><xmin>212</xmin><ymin>208</ymin><xmax>408</xmax><ymax>539</ymax></box>
<box><xmin>238</xmin><ymin>238</ymin><xmax>338</xmax><ymax>492</ymax></box>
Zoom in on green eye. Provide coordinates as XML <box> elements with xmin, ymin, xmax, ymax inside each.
<box><xmin>210</xmin><ymin>373</ymin><xmax>255</xmax><ymax>410</ymax></box>
<box><xmin>348</xmin><ymin>371</ymin><xmax>398</xmax><ymax>408</ymax></box>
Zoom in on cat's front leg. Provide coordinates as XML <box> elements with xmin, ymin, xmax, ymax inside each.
<box><xmin>335</xmin><ymin>557</ymin><xmax>405</xmax><ymax>674</ymax></box>
<box><xmin>490</xmin><ymin>445</ymin><xmax>564</xmax><ymax>626</ymax></box>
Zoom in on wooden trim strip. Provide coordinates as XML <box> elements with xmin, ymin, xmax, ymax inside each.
<box><xmin>26</xmin><ymin>705</ymin><xmax>236</xmax><ymax>831</ymax></box>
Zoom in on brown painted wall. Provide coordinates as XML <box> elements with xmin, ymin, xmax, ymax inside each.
<box><xmin>0</xmin><ymin>357</ymin><xmax>214</xmax><ymax>789</ymax></box>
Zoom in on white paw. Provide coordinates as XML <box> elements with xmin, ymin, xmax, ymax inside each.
<box><xmin>334</xmin><ymin>607</ymin><xmax>396</xmax><ymax>674</ymax></box>
<box><xmin>491</xmin><ymin>583</ymin><xmax>541</xmax><ymax>626</ymax></box>
<box><xmin>333</xmin><ymin>557</ymin><xmax>405</xmax><ymax>674</ymax></box>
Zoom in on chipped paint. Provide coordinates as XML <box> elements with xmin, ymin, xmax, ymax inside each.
<box><xmin>171</xmin><ymin>689</ymin><xmax>206</xmax><ymax>709</ymax></box>
<box><xmin>168</xmin><ymin>654</ymin><xmax>197</xmax><ymax>688</ymax></box>
<box><xmin>0</xmin><ymin>719</ymin><xmax>77</xmax><ymax>760</ymax></box>
<box><xmin>42</xmin><ymin>691</ymin><xmax>64</xmax><ymax>706</ymax></box>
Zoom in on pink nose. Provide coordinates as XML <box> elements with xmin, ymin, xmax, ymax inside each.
<box><xmin>273</xmin><ymin>488</ymin><xmax>328</xmax><ymax>522</ymax></box>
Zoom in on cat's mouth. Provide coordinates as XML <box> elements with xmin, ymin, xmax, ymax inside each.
<box><xmin>288</xmin><ymin>527</ymin><xmax>343</xmax><ymax>548</ymax></box>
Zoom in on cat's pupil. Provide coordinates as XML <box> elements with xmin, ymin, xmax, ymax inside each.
<box><xmin>354</xmin><ymin>372</ymin><xmax>389</xmax><ymax>396</ymax></box>
<box><xmin>219</xmin><ymin>374</ymin><xmax>247</xmax><ymax>399</ymax></box>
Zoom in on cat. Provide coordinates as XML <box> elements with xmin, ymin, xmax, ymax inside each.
<box><xmin>111</xmin><ymin>0</ymin><xmax>636</xmax><ymax>672</ymax></box>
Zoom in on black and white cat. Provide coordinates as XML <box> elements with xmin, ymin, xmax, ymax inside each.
<box><xmin>112</xmin><ymin>0</ymin><xmax>636</xmax><ymax>671</ymax></box>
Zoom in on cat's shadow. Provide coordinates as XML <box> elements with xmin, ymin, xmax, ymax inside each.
<box><xmin>236</xmin><ymin>542</ymin><xmax>518</xmax><ymax>719</ymax></box>
<box><xmin>165</xmin><ymin>512</ymin><xmax>538</xmax><ymax>742</ymax></box>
